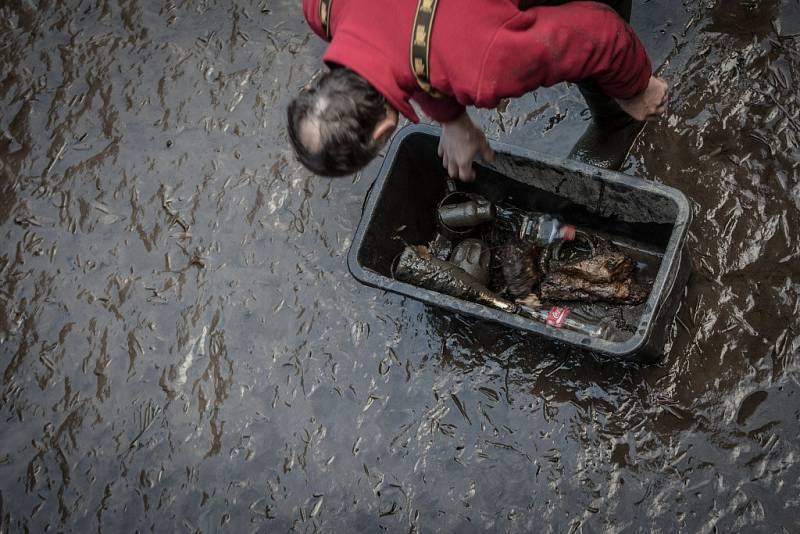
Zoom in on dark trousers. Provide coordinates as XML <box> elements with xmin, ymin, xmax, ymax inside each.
<box><xmin>520</xmin><ymin>0</ymin><xmax>635</xmax><ymax>129</ymax></box>
<box><xmin>520</xmin><ymin>0</ymin><xmax>630</xmax><ymax>21</ymax></box>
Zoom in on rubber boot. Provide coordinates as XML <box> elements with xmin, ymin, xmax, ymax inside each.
<box><xmin>520</xmin><ymin>0</ymin><xmax>643</xmax><ymax>169</ymax></box>
<box><xmin>565</xmin><ymin>0</ymin><xmax>641</xmax><ymax>170</ymax></box>
<box><xmin>567</xmin><ymin>81</ymin><xmax>644</xmax><ymax>170</ymax></box>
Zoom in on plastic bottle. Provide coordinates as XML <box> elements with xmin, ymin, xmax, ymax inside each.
<box><xmin>519</xmin><ymin>214</ymin><xmax>576</xmax><ymax>245</ymax></box>
<box><xmin>517</xmin><ymin>304</ymin><xmax>615</xmax><ymax>339</ymax></box>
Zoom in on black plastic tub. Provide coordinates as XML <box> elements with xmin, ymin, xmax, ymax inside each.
<box><xmin>347</xmin><ymin>124</ymin><xmax>692</xmax><ymax>362</ymax></box>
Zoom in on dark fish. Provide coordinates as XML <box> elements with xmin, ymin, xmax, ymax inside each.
<box><xmin>499</xmin><ymin>240</ymin><xmax>543</xmax><ymax>298</ymax></box>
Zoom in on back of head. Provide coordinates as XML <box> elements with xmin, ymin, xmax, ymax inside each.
<box><xmin>287</xmin><ymin>67</ymin><xmax>387</xmax><ymax>177</ymax></box>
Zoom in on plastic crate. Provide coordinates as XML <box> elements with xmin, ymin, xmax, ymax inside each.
<box><xmin>347</xmin><ymin>124</ymin><xmax>692</xmax><ymax>362</ymax></box>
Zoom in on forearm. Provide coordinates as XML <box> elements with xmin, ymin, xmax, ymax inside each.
<box><xmin>437</xmin><ymin>110</ymin><xmax>494</xmax><ymax>182</ymax></box>
<box><xmin>477</xmin><ymin>2</ymin><xmax>652</xmax><ymax>106</ymax></box>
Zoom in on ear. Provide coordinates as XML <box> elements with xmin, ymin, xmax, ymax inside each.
<box><xmin>372</xmin><ymin>105</ymin><xmax>399</xmax><ymax>141</ymax></box>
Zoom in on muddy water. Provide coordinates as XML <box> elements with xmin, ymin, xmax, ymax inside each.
<box><xmin>1</xmin><ymin>0</ymin><xmax>799</xmax><ymax>531</ymax></box>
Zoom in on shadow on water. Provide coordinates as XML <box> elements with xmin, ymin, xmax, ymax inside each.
<box><xmin>707</xmin><ymin>0</ymin><xmax>782</xmax><ymax>40</ymax></box>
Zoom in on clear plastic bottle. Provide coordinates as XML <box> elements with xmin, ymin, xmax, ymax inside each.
<box><xmin>519</xmin><ymin>214</ymin><xmax>576</xmax><ymax>245</ymax></box>
<box><xmin>517</xmin><ymin>304</ymin><xmax>615</xmax><ymax>339</ymax></box>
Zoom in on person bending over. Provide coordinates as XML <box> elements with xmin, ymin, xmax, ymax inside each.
<box><xmin>288</xmin><ymin>0</ymin><xmax>668</xmax><ymax>180</ymax></box>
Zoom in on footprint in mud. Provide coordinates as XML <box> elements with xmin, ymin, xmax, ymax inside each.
<box><xmin>735</xmin><ymin>389</ymin><xmax>768</xmax><ymax>426</ymax></box>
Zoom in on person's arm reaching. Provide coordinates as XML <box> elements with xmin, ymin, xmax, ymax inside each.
<box><xmin>437</xmin><ymin>110</ymin><xmax>495</xmax><ymax>182</ymax></box>
<box><xmin>615</xmin><ymin>75</ymin><xmax>669</xmax><ymax>121</ymax></box>
<box><xmin>476</xmin><ymin>2</ymin><xmax>654</xmax><ymax>105</ymax></box>
<box><xmin>478</xmin><ymin>2</ymin><xmax>670</xmax><ymax>120</ymax></box>
<box><xmin>414</xmin><ymin>92</ymin><xmax>494</xmax><ymax>182</ymax></box>
<box><xmin>432</xmin><ymin>1</ymin><xmax>667</xmax><ymax>181</ymax></box>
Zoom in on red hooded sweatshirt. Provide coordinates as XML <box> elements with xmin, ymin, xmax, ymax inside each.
<box><xmin>303</xmin><ymin>0</ymin><xmax>652</xmax><ymax>124</ymax></box>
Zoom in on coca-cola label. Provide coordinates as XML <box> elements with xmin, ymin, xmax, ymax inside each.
<box><xmin>546</xmin><ymin>306</ymin><xmax>569</xmax><ymax>328</ymax></box>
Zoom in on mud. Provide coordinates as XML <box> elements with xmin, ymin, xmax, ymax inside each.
<box><xmin>1</xmin><ymin>0</ymin><xmax>799</xmax><ymax>532</ymax></box>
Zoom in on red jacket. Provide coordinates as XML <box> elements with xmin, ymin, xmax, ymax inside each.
<box><xmin>303</xmin><ymin>0</ymin><xmax>652</xmax><ymax>124</ymax></box>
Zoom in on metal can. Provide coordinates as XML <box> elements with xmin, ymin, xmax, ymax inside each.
<box><xmin>437</xmin><ymin>192</ymin><xmax>495</xmax><ymax>239</ymax></box>
<box><xmin>438</xmin><ymin>197</ymin><xmax>495</xmax><ymax>229</ymax></box>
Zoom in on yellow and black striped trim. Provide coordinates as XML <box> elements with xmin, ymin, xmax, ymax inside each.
<box><xmin>319</xmin><ymin>0</ymin><xmax>332</xmax><ymax>39</ymax></box>
<box><xmin>410</xmin><ymin>0</ymin><xmax>443</xmax><ymax>98</ymax></box>
<box><xmin>319</xmin><ymin>0</ymin><xmax>441</xmax><ymax>97</ymax></box>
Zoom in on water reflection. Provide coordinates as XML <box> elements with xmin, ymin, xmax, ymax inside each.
<box><xmin>1</xmin><ymin>0</ymin><xmax>799</xmax><ymax>531</ymax></box>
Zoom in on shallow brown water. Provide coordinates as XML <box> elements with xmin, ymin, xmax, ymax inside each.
<box><xmin>1</xmin><ymin>0</ymin><xmax>799</xmax><ymax>532</ymax></box>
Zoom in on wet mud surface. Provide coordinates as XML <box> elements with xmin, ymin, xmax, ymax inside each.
<box><xmin>1</xmin><ymin>0</ymin><xmax>800</xmax><ymax>531</ymax></box>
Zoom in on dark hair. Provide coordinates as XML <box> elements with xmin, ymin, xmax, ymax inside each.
<box><xmin>287</xmin><ymin>67</ymin><xmax>388</xmax><ymax>177</ymax></box>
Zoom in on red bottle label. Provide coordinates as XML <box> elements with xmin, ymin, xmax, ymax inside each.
<box><xmin>546</xmin><ymin>306</ymin><xmax>570</xmax><ymax>327</ymax></box>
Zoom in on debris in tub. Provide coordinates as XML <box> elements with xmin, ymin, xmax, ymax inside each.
<box><xmin>539</xmin><ymin>271</ymin><xmax>649</xmax><ymax>304</ymax></box>
<box><xmin>538</xmin><ymin>235</ymin><xmax>649</xmax><ymax>305</ymax></box>
<box><xmin>394</xmin><ymin>188</ymin><xmax>654</xmax><ymax>336</ymax></box>
<box><xmin>498</xmin><ymin>239</ymin><xmax>543</xmax><ymax>298</ymax></box>
<box><xmin>394</xmin><ymin>245</ymin><xmax>518</xmax><ymax>314</ymax></box>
